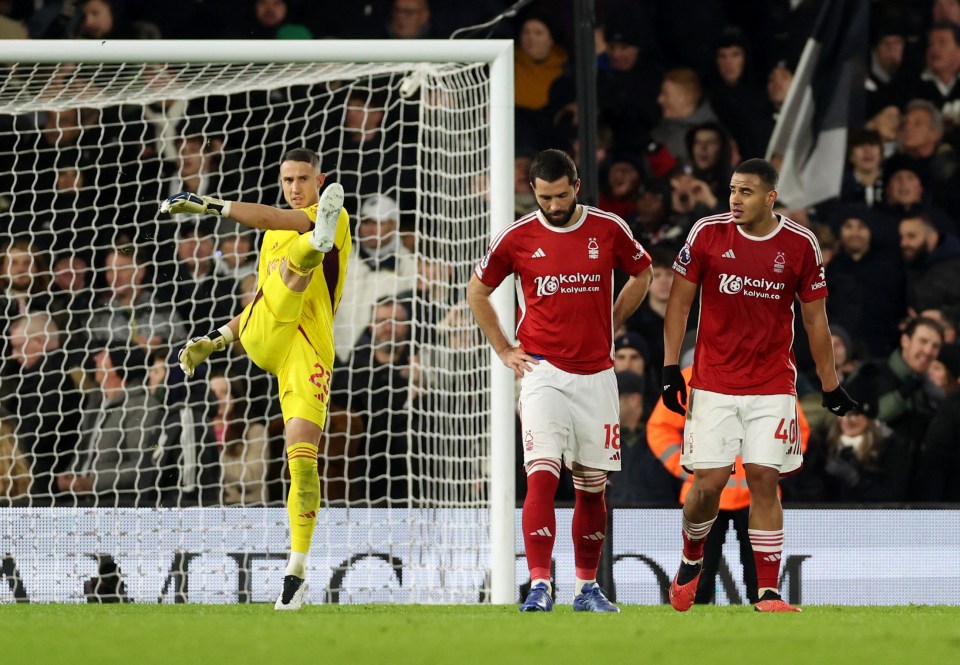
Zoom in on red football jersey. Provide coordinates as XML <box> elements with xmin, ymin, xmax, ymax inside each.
<box><xmin>673</xmin><ymin>212</ymin><xmax>827</xmax><ymax>395</ymax></box>
<box><xmin>476</xmin><ymin>206</ymin><xmax>652</xmax><ymax>374</ymax></box>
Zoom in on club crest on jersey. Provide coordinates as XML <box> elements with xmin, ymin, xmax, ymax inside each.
<box><xmin>524</xmin><ymin>430</ymin><xmax>534</xmax><ymax>452</ymax></box>
<box><xmin>588</xmin><ymin>237</ymin><xmax>599</xmax><ymax>259</ymax></box>
<box><xmin>773</xmin><ymin>251</ymin><xmax>786</xmax><ymax>274</ymax></box>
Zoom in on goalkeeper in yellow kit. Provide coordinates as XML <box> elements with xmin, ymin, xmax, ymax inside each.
<box><xmin>161</xmin><ymin>148</ymin><xmax>351</xmax><ymax>610</ymax></box>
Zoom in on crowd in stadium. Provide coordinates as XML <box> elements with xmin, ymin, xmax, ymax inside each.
<box><xmin>1</xmin><ymin>0</ymin><xmax>959</xmax><ymax>508</ymax></box>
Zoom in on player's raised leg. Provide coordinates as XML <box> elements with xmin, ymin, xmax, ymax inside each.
<box><xmin>746</xmin><ymin>463</ymin><xmax>801</xmax><ymax>612</ymax></box>
<box><xmin>286</xmin><ymin>183</ymin><xmax>344</xmax><ymax>276</ymax></box>
<box><xmin>669</xmin><ymin>467</ymin><xmax>726</xmax><ymax>612</ymax></box>
<box><xmin>275</xmin><ymin>417</ymin><xmax>323</xmax><ymax>611</ymax></box>
<box><xmin>519</xmin><ymin>458</ymin><xmax>560</xmax><ymax>612</ymax></box>
<box><xmin>570</xmin><ymin>465</ymin><xmax>618</xmax><ymax>612</ymax></box>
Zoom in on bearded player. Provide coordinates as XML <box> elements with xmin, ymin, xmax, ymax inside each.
<box><xmin>161</xmin><ymin>147</ymin><xmax>351</xmax><ymax>610</ymax></box>
<box><xmin>468</xmin><ymin>148</ymin><xmax>653</xmax><ymax>612</ymax></box>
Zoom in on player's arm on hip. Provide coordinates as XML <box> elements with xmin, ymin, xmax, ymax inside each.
<box><xmin>613</xmin><ymin>265</ymin><xmax>653</xmax><ymax>331</ymax></box>
<box><xmin>663</xmin><ymin>274</ymin><xmax>697</xmax><ymax>365</ymax></box>
<box><xmin>466</xmin><ymin>274</ymin><xmax>537</xmax><ymax>378</ymax></box>
<box><xmin>800</xmin><ymin>297</ymin><xmax>840</xmax><ymax>392</ymax></box>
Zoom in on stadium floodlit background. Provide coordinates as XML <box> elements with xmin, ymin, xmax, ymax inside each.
<box><xmin>1</xmin><ymin>0</ymin><xmax>960</xmax><ymax>625</ymax></box>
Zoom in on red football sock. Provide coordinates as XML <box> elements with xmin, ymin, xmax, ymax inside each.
<box><xmin>572</xmin><ymin>489</ymin><xmax>607</xmax><ymax>580</ymax></box>
<box><xmin>749</xmin><ymin>529</ymin><xmax>784</xmax><ymax>591</ymax></box>
<box><xmin>681</xmin><ymin>515</ymin><xmax>715</xmax><ymax>563</ymax></box>
<box><xmin>523</xmin><ymin>469</ymin><xmax>560</xmax><ymax>581</ymax></box>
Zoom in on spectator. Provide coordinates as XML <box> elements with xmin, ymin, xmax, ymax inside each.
<box><xmin>706</xmin><ymin>26</ymin><xmax>771</xmax><ymax>159</ymax></box>
<box><xmin>87</xmin><ymin>241</ymin><xmax>187</xmax><ymax>357</ymax></box>
<box><xmin>822</xmin><ymin>375</ymin><xmax>911</xmax><ymax>503</ymax></box>
<box><xmin>514</xmin><ymin>16</ymin><xmax>567</xmax><ymax>152</ymax></box>
<box><xmin>332</xmin><ymin>297</ymin><xmax>414</xmax><ymax>504</ymax></box>
<box><xmin>210</xmin><ymin>373</ymin><xmax>269</xmax><ymax>505</ymax></box>
<box><xmin>612</xmin><ymin>331</ymin><xmax>648</xmax><ymax>379</ymax></box>
<box><xmin>866</xmin><ymin>22</ymin><xmax>913</xmax><ymax>115</ymax></box>
<box><xmin>667</xmin><ymin>168</ymin><xmax>724</xmax><ymax>234</ymax></box>
<box><xmin>885</xmin><ymin>100</ymin><xmax>959</xmax><ymax>216</ymax></box>
<box><xmin>847</xmin><ymin>316</ymin><xmax>945</xmax><ymax>489</ymax></box>
<box><xmin>321</xmin><ymin>89</ymin><xmax>406</xmax><ymax>213</ymax></box>
<box><xmin>169</xmin><ymin>221</ymin><xmax>240</xmax><ymax>334</ymax></box>
<box><xmin>559</xmin><ymin>20</ymin><xmax>663</xmax><ymax>154</ymax></box>
<box><xmin>933</xmin><ymin>0</ymin><xmax>960</xmax><ymax>24</ymax></box>
<box><xmin>74</xmin><ymin>0</ymin><xmax>155</xmax><ymax>39</ymax></box>
<box><xmin>825</xmin><ymin>214</ymin><xmax>906</xmax><ymax>356</ymax></box>
<box><xmin>599</xmin><ymin>155</ymin><xmax>643</xmax><ymax>220</ymax></box>
<box><xmin>839</xmin><ymin>129</ymin><xmax>885</xmax><ymax>209</ymax></box>
<box><xmin>898</xmin><ymin>213</ymin><xmax>960</xmax><ymax>311</ymax></box>
<box><xmin>0</xmin><ymin>239</ymin><xmax>63</xmax><ymax>363</ymax></box>
<box><xmin>215</xmin><ymin>230</ymin><xmax>259</xmax><ymax>283</ymax></box>
<box><xmin>685</xmin><ymin>122</ymin><xmax>736</xmax><ymax>203</ymax></box>
<box><xmin>333</xmin><ymin>194</ymin><xmax>416</xmax><ymax>360</ymax></box>
<box><xmin>916</xmin><ymin>22</ymin><xmax>960</xmax><ymax>131</ymax></box>
<box><xmin>514</xmin><ymin>152</ymin><xmax>537</xmax><ymax>216</ymax></box>
<box><xmin>0</xmin><ymin>409</ymin><xmax>30</xmax><ymax>505</ymax></box>
<box><xmin>242</xmin><ymin>0</ymin><xmax>312</xmax><ymax>39</ymax></box>
<box><xmin>605</xmin><ymin>370</ymin><xmax>680</xmax><ymax>507</ymax></box>
<box><xmin>920</xmin><ymin>306</ymin><xmax>959</xmax><ymax>343</ymax></box>
<box><xmin>1</xmin><ymin>312</ymin><xmax>83</xmax><ymax>505</ymax></box>
<box><xmin>766</xmin><ymin>61</ymin><xmax>794</xmax><ymax>123</ymax></box>
<box><xmin>57</xmin><ymin>344</ymin><xmax>163</xmax><ymax>507</ymax></box>
<box><xmin>914</xmin><ymin>343</ymin><xmax>960</xmax><ymax>501</ymax></box>
<box><xmin>388</xmin><ymin>0</ymin><xmax>432</xmax><ymax>39</ymax></box>
<box><xmin>866</xmin><ymin>104</ymin><xmax>902</xmax><ymax>158</ymax></box>
<box><xmin>651</xmin><ymin>68</ymin><xmax>719</xmax><ymax>168</ymax></box>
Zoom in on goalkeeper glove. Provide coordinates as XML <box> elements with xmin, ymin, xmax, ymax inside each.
<box><xmin>821</xmin><ymin>385</ymin><xmax>858</xmax><ymax>416</ymax></box>
<box><xmin>661</xmin><ymin>364</ymin><xmax>687</xmax><ymax>416</ymax></box>
<box><xmin>178</xmin><ymin>326</ymin><xmax>234</xmax><ymax>378</ymax></box>
<box><xmin>161</xmin><ymin>192</ymin><xmax>232</xmax><ymax>217</ymax></box>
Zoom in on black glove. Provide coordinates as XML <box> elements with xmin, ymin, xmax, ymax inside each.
<box><xmin>822</xmin><ymin>385</ymin><xmax>858</xmax><ymax>416</ymax></box>
<box><xmin>661</xmin><ymin>364</ymin><xmax>687</xmax><ymax>416</ymax></box>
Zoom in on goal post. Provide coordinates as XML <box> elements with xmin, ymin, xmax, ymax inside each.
<box><xmin>0</xmin><ymin>40</ymin><xmax>516</xmax><ymax>604</ymax></box>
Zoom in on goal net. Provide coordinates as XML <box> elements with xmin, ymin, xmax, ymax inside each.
<box><xmin>0</xmin><ymin>41</ymin><xmax>515</xmax><ymax>604</ymax></box>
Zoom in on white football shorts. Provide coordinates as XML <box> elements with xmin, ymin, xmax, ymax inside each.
<box><xmin>681</xmin><ymin>389</ymin><xmax>803</xmax><ymax>476</ymax></box>
<box><xmin>518</xmin><ymin>359</ymin><xmax>621</xmax><ymax>471</ymax></box>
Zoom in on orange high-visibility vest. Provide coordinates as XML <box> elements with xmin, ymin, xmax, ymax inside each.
<box><xmin>646</xmin><ymin>366</ymin><xmax>810</xmax><ymax>510</ymax></box>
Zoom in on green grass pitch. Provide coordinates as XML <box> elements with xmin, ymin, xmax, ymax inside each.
<box><xmin>2</xmin><ymin>604</ymin><xmax>958</xmax><ymax>665</ymax></box>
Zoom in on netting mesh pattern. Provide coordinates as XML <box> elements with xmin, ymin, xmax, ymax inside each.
<box><xmin>0</xmin><ymin>59</ymin><xmax>493</xmax><ymax>600</ymax></box>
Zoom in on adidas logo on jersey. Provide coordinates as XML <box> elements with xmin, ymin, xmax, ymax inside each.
<box><xmin>529</xmin><ymin>527</ymin><xmax>553</xmax><ymax>537</ymax></box>
<box><xmin>531</xmin><ymin>248</ymin><xmax>547</xmax><ymax>258</ymax></box>
<box><xmin>722</xmin><ymin>249</ymin><xmax>736</xmax><ymax>259</ymax></box>
<box><xmin>582</xmin><ymin>531</ymin><xmax>605</xmax><ymax>541</ymax></box>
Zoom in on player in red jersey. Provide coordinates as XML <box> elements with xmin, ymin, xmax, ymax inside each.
<box><xmin>468</xmin><ymin>149</ymin><xmax>653</xmax><ymax>612</ymax></box>
<box><xmin>661</xmin><ymin>158</ymin><xmax>857</xmax><ymax>613</ymax></box>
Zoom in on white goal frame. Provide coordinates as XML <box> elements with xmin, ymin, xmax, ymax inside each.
<box><xmin>0</xmin><ymin>39</ymin><xmax>517</xmax><ymax>605</ymax></box>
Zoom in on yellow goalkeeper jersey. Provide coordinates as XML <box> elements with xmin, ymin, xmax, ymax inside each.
<box><xmin>257</xmin><ymin>204</ymin><xmax>352</xmax><ymax>368</ymax></box>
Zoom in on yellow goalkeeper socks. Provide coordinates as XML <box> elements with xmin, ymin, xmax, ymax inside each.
<box><xmin>287</xmin><ymin>234</ymin><xmax>325</xmax><ymax>275</ymax></box>
<box><xmin>286</xmin><ymin>442</ymin><xmax>321</xmax><ymax>558</ymax></box>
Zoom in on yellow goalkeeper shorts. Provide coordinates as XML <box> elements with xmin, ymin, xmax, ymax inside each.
<box><xmin>239</xmin><ymin>272</ymin><xmax>331</xmax><ymax>428</ymax></box>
